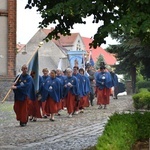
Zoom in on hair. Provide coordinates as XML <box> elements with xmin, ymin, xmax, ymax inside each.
<box><xmin>79</xmin><ymin>68</ymin><xmax>85</xmax><ymax>74</ymax></box>
<box><xmin>51</xmin><ymin>69</ymin><xmax>56</xmax><ymax>74</ymax></box>
<box><xmin>42</xmin><ymin>68</ymin><xmax>49</xmax><ymax>72</ymax></box>
<box><xmin>100</xmin><ymin>66</ymin><xmax>106</xmax><ymax>70</ymax></box>
<box><xmin>73</xmin><ymin>66</ymin><xmax>79</xmax><ymax>70</ymax></box>
<box><xmin>66</xmin><ymin>68</ymin><xmax>72</xmax><ymax>72</ymax></box>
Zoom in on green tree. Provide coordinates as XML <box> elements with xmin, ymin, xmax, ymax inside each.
<box><xmin>95</xmin><ymin>54</ymin><xmax>105</xmax><ymax>70</ymax></box>
<box><xmin>25</xmin><ymin>0</ymin><xmax>150</xmax><ymax>48</ymax></box>
<box><xmin>107</xmin><ymin>37</ymin><xmax>150</xmax><ymax>93</ymax></box>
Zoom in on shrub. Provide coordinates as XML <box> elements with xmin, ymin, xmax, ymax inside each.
<box><xmin>132</xmin><ymin>91</ymin><xmax>150</xmax><ymax>109</ymax></box>
<box><xmin>96</xmin><ymin>112</ymin><xmax>150</xmax><ymax>150</ymax></box>
<box><xmin>136</xmin><ymin>81</ymin><xmax>150</xmax><ymax>92</ymax></box>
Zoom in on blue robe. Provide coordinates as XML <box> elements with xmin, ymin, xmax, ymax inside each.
<box><xmin>42</xmin><ymin>77</ymin><xmax>61</xmax><ymax>102</ymax></box>
<box><xmin>73</xmin><ymin>73</ymin><xmax>83</xmax><ymax>97</ymax></box>
<box><xmin>56</xmin><ymin>75</ymin><xmax>66</xmax><ymax>99</ymax></box>
<box><xmin>96</xmin><ymin>71</ymin><xmax>113</xmax><ymax>90</ymax></box>
<box><xmin>13</xmin><ymin>74</ymin><xmax>36</xmax><ymax>101</ymax></box>
<box><xmin>63</xmin><ymin>76</ymin><xmax>79</xmax><ymax>98</ymax></box>
<box><xmin>39</xmin><ymin>75</ymin><xmax>50</xmax><ymax>102</ymax></box>
<box><xmin>110</xmin><ymin>72</ymin><xmax>119</xmax><ymax>87</ymax></box>
<box><xmin>79</xmin><ymin>74</ymin><xmax>91</xmax><ymax>97</ymax></box>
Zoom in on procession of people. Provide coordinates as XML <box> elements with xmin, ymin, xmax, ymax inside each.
<box><xmin>11</xmin><ymin>62</ymin><xmax>119</xmax><ymax>127</ymax></box>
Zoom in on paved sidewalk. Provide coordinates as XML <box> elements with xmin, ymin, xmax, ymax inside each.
<box><xmin>0</xmin><ymin>95</ymin><xmax>134</xmax><ymax>150</ymax></box>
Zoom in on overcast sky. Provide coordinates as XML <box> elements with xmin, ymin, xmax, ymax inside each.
<box><xmin>17</xmin><ymin>0</ymin><xmax>118</xmax><ymax>48</ymax></box>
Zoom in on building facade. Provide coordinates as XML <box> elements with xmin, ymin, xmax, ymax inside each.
<box><xmin>0</xmin><ymin>0</ymin><xmax>16</xmax><ymax>101</ymax></box>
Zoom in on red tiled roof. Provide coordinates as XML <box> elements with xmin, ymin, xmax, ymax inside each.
<box><xmin>82</xmin><ymin>37</ymin><xmax>116</xmax><ymax>65</ymax></box>
<box><xmin>42</xmin><ymin>28</ymin><xmax>79</xmax><ymax>46</ymax></box>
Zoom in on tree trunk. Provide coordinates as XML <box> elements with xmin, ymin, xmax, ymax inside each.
<box><xmin>131</xmin><ymin>66</ymin><xmax>136</xmax><ymax>93</ymax></box>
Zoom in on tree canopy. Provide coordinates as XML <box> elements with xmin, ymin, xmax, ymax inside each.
<box><xmin>26</xmin><ymin>0</ymin><xmax>150</xmax><ymax>48</ymax></box>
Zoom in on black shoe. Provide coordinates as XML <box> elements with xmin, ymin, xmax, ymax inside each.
<box><xmin>20</xmin><ymin>122</ymin><xmax>27</xmax><ymax>127</ymax></box>
<box><xmin>43</xmin><ymin>115</ymin><xmax>47</xmax><ymax>118</ymax></box>
<box><xmin>32</xmin><ymin>118</ymin><xmax>37</xmax><ymax>122</ymax></box>
<box><xmin>29</xmin><ymin>117</ymin><xmax>33</xmax><ymax>121</ymax></box>
<box><xmin>50</xmin><ymin>118</ymin><xmax>55</xmax><ymax>122</ymax></box>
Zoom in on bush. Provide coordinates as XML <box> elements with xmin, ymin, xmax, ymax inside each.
<box><xmin>96</xmin><ymin>112</ymin><xmax>150</xmax><ymax>150</ymax></box>
<box><xmin>136</xmin><ymin>81</ymin><xmax>150</xmax><ymax>92</ymax></box>
<box><xmin>132</xmin><ymin>90</ymin><xmax>150</xmax><ymax>109</ymax></box>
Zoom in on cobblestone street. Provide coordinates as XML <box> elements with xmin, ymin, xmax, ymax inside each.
<box><xmin>0</xmin><ymin>95</ymin><xmax>134</xmax><ymax>150</ymax></box>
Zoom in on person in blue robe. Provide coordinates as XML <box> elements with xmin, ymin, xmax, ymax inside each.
<box><xmin>78</xmin><ymin>68</ymin><xmax>91</xmax><ymax>111</ymax></box>
<box><xmin>38</xmin><ymin>68</ymin><xmax>50</xmax><ymax>118</ymax></box>
<box><xmin>11</xmin><ymin>64</ymin><xmax>35</xmax><ymax>127</ymax></box>
<box><xmin>63</xmin><ymin>68</ymin><xmax>79</xmax><ymax>117</ymax></box>
<box><xmin>42</xmin><ymin>70</ymin><xmax>61</xmax><ymax>121</ymax></box>
<box><xmin>96</xmin><ymin>65</ymin><xmax>113</xmax><ymax>109</ymax></box>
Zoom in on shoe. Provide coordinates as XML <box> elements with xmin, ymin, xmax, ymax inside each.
<box><xmin>29</xmin><ymin>117</ymin><xmax>33</xmax><ymax>121</ymax></box>
<box><xmin>74</xmin><ymin>111</ymin><xmax>79</xmax><ymax>115</ymax></box>
<box><xmin>80</xmin><ymin>109</ymin><xmax>84</xmax><ymax>113</ymax></box>
<box><xmin>50</xmin><ymin>118</ymin><xmax>55</xmax><ymax>121</ymax></box>
<box><xmin>32</xmin><ymin>118</ymin><xmax>37</xmax><ymax>122</ymax></box>
<box><xmin>104</xmin><ymin>105</ymin><xmax>107</xmax><ymax>109</ymax></box>
<box><xmin>20</xmin><ymin>122</ymin><xmax>27</xmax><ymax>127</ymax></box>
<box><xmin>68</xmin><ymin>114</ymin><xmax>72</xmax><ymax>118</ymax></box>
<box><xmin>43</xmin><ymin>115</ymin><xmax>47</xmax><ymax>118</ymax></box>
<box><xmin>98</xmin><ymin>105</ymin><xmax>102</xmax><ymax>109</ymax></box>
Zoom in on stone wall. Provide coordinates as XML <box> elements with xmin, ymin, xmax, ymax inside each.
<box><xmin>0</xmin><ymin>77</ymin><xmax>14</xmax><ymax>102</ymax></box>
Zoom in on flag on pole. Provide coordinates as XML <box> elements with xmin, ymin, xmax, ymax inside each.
<box><xmin>58</xmin><ymin>58</ymin><xmax>62</xmax><ymax>70</ymax></box>
<box><xmin>89</xmin><ymin>50</ymin><xmax>94</xmax><ymax>66</ymax></box>
<box><xmin>28</xmin><ymin>50</ymin><xmax>39</xmax><ymax>92</ymax></box>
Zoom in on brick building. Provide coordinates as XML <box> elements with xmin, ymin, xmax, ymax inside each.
<box><xmin>0</xmin><ymin>0</ymin><xmax>16</xmax><ymax>101</ymax></box>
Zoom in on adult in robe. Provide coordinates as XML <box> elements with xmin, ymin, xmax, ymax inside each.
<box><xmin>95</xmin><ymin>65</ymin><xmax>113</xmax><ymax>109</ymax></box>
<box><xmin>42</xmin><ymin>70</ymin><xmax>61</xmax><ymax>121</ymax></box>
<box><xmin>28</xmin><ymin>72</ymin><xmax>42</xmax><ymax>122</ymax></box>
<box><xmin>56</xmin><ymin>68</ymin><xmax>66</xmax><ymax>113</ymax></box>
<box><xmin>63</xmin><ymin>68</ymin><xmax>79</xmax><ymax>118</ymax></box>
<box><xmin>78</xmin><ymin>68</ymin><xmax>91</xmax><ymax>112</ymax></box>
<box><xmin>39</xmin><ymin>68</ymin><xmax>50</xmax><ymax>118</ymax></box>
<box><xmin>72</xmin><ymin>66</ymin><xmax>83</xmax><ymax>114</ymax></box>
<box><xmin>85</xmin><ymin>63</ymin><xmax>96</xmax><ymax>106</ymax></box>
<box><xmin>11</xmin><ymin>64</ymin><xmax>36</xmax><ymax>127</ymax></box>
<box><xmin>108</xmin><ymin>67</ymin><xmax>119</xmax><ymax>99</ymax></box>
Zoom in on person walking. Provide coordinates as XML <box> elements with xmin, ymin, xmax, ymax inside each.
<box><xmin>95</xmin><ymin>65</ymin><xmax>113</xmax><ymax>109</ymax></box>
<box><xmin>108</xmin><ymin>67</ymin><xmax>119</xmax><ymax>99</ymax></box>
<box><xmin>42</xmin><ymin>70</ymin><xmax>61</xmax><ymax>121</ymax></box>
<box><xmin>11</xmin><ymin>64</ymin><xmax>36</xmax><ymax>127</ymax></box>
<box><xmin>63</xmin><ymin>68</ymin><xmax>79</xmax><ymax>118</ymax></box>
<box><xmin>85</xmin><ymin>63</ymin><xmax>96</xmax><ymax>106</ymax></box>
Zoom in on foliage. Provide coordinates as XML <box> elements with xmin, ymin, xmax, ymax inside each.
<box><xmin>132</xmin><ymin>90</ymin><xmax>150</xmax><ymax>109</ymax></box>
<box><xmin>25</xmin><ymin>0</ymin><xmax>150</xmax><ymax>48</ymax></box>
<box><xmin>95</xmin><ymin>54</ymin><xmax>105</xmax><ymax>70</ymax></box>
<box><xmin>136</xmin><ymin>80</ymin><xmax>150</xmax><ymax>92</ymax></box>
<box><xmin>96</xmin><ymin>112</ymin><xmax>150</xmax><ymax>150</ymax></box>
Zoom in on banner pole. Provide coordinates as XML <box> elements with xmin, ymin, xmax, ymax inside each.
<box><xmin>1</xmin><ymin>42</ymin><xmax>44</xmax><ymax>103</ymax></box>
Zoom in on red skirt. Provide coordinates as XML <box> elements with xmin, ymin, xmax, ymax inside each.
<box><xmin>97</xmin><ymin>88</ymin><xmax>111</xmax><ymax>105</ymax></box>
<box><xmin>13</xmin><ymin>97</ymin><xmax>30</xmax><ymax>123</ymax></box>
<box><xmin>28</xmin><ymin>99</ymin><xmax>42</xmax><ymax>118</ymax></box>
<box><xmin>65</xmin><ymin>92</ymin><xmax>76</xmax><ymax>114</ymax></box>
<box><xmin>83</xmin><ymin>95</ymin><xmax>90</xmax><ymax>107</ymax></box>
<box><xmin>39</xmin><ymin>101</ymin><xmax>47</xmax><ymax>116</ymax></box>
<box><xmin>45</xmin><ymin>97</ymin><xmax>58</xmax><ymax>114</ymax></box>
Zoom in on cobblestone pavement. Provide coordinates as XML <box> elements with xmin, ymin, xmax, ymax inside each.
<box><xmin>0</xmin><ymin>95</ymin><xmax>134</xmax><ymax>150</ymax></box>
